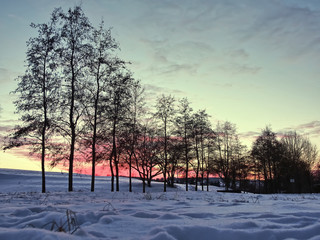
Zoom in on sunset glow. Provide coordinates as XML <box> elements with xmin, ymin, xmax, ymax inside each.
<box><xmin>1</xmin><ymin>0</ymin><xmax>320</xmax><ymax>172</ymax></box>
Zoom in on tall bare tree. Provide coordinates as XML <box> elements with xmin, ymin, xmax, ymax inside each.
<box><xmin>191</xmin><ymin>110</ymin><xmax>210</xmax><ymax>191</ymax></box>
<box><xmin>122</xmin><ymin>81</ymin><xmax>145</xmax><ymax>192</ymax></box>
<box><xmin>58</xmin><ymin>6</ymin><xmax>92</xmax><ymax>192</ymax></box>
<box><xmin>175</xmin><ymin>98</ymin><xmax>193</xmax><ymax>191</ymax></box>
<box><xmin>106</xmin><ymin>70</ymin><xmax>134</xmax><ymax>191</ymax></box>
<box><xmin>133</xmin><ymin>118</ymin><xmax>162</xmax><ymax>192</ymax></box>
<box><xmin>251</xmin><ymin>126</ymin><xmax>282</xmax><ymax>193</ymax></box>
<box><xmin>82</xmin><ymin>21</ymin><xmax>119</xmax><ymax>192</ymax></box>
<box><xmin>155</xmin><ymin>94</ymin><xmax>175</xmax><ymax>192</ymax></box>
<box><xmin>5</xmin><ymin>9</ymin><xmax>61</xmax><ymax>193</ymax></box>
<box><xmin>213</xmin><ymin>121</ymin><xmax>237</xmax><ymax>191</ymax></box>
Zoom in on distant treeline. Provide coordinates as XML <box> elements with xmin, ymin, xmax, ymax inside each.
<box><xmin>3</xmin><ymin>6</ymin><xmax>318</xmax><ymax>194</ymax></box>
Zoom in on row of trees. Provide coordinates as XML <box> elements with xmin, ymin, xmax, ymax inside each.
<box><xmin>4</xmin><ymin>6</ymin><xmax>318</xmax><ymax>194</ymax></box>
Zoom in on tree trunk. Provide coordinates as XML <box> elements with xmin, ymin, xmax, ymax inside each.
<box><xmin>109</xmin><ymin>147</ymin><xmax>115</xmax><ymax>192</ymax></box>
<box><xmin>68</xmin><ymin>45</ymin><xmax>76</xmax><ymax>192</ymax></box>
<box><xmin>129</xmin><ymin>154</ymin><xmax>132</xmax><ymax>192</ymax></box>
<box><xmin>115</xmin><ymin>153</ymin><xmax>120</xmax><ymax>192</ymax></box>
<box><xmin>110</xmin><ymin>118</ymin><xmax>117</xmax><ymax>192</ymax></box>
<box><xmin>91</xmin><ymin>64</ymin><xmax>100</xmax><ymax>192</ymax></box>
<box><xmin>143</xmin><ymin>167</ymin><xmax>146</xmax><ymax>193</ymax></box>
<box><xmin>91</xmin><ymin>106</ymin><xmax>97</xmax><ymax>192</ymax></box>
<box><xmin>195</xmin><ymin>138</ymin><xmax>200</xmax><ymax>191</ymax></box>
<box><xmin>69</xmin><ymin>130</ymin><xmax>75</xmax><ymax>192</ymax></box>
<box><xmin>184</xmin><ymin>125</ymin><xmax>188</xmax><ymax>191</ymax></box>
<box><xmin>164</xmin><ymin>120</ymin><xmax>167</xmax><ymax>192</ymax></box>
<box><xmin>41</xmin><ymin>60</ymin><xmax>48</xmax><ymax>194</ymax></box>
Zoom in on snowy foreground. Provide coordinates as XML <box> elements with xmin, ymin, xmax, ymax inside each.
<box><xmin>1</xmin><ymin>169</ymin><xmax>320</xmax><ymax>240</ymax></box>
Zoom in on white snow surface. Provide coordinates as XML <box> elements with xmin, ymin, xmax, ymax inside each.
<box><xmin>1</xmin><ymin>169</ymin><xmax>320</xmax><ymax>240</ymax></box>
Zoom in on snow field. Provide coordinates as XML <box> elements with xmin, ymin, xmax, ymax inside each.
<box><xmin>1</xmin><ymin>169</ymin><xmax>320</xmax><ymax>240</ymax></box>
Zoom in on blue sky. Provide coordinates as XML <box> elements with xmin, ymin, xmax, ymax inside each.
<box><xmin>1</xmin><ymin>0</ymin><xmax>320</xmax><ymax>169</ymax></box>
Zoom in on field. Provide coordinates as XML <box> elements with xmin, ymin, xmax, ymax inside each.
<box><xmin>1</xmin><ymin>168</ymin><xmax>320</xmax><ymax>240</ymax></box>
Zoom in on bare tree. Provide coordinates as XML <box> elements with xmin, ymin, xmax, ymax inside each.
<box><xmin>191</xmin><ymin>110</ymin><xmax>210</xmax><ymax>191</ymax></box>
<box><xmin>281</xmin><ymin>131</ymin><xmax>318</xmax><ymax>192</ymax></box>
<box><xmin>251</xmin><ymin>127</ymin><xmax>282</xmax><ymax>193</ymax></box>
<box><xmin>58</xmin><ymin>6</ymin><xmax>92</xmax><ymax>192</ymax></box>
<box><xmin>4</xmin><ymin>9</ymin><xmax>61</xmax><ymax>193</ymax></box>
<box><xmin>154</xmin><ymin>94</ymin><xmax>175</xmax><ymax>192</ymax></box>
<box><xmin>133</xmin><ymin>118</ymin><xmax>162</xmax><ymax>192</ymax></box>
<box><xmin>106</xmin><ymin>70</ymin><xmax>134</xmax><ymax>191</ymax></box>
<box><xmin>213</xmin><ymin>121</ymin><xmax>238</xmax><ymax>191</ymax></box>
<box><xmin>82</xmin><ymin>21</ymin><xmax>119</xmax><ymax>192</ymax></box>
<box><xmin>175</xmin><ymin>98</ymin><xmax>193</xmax><ymax>191</ymax></box>
<box><xmin>122</xmin><ymin>81</ymin><xmax>146</xmax><ymax>192</ymax></box>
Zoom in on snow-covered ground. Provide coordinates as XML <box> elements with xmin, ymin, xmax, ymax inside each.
<box><xmin>1</xmin><ymin>169</ymin><xmax>320</xmax><ymax>240</ymax></box>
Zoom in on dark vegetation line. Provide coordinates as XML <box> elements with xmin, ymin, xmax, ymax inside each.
<box><xmin>3</xmin><ymin>6</ymin><xmax>319</xmax><ymax>194</ymax></box>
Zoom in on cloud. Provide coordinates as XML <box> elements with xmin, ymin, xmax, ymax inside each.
<box><xmin>219</xmin><ymin>63</ymin><xmax>261</xmax><ymax>75</ymax></box>
<box><xmin>238</xmin><ymin>1</ymin><xmax>320</xmax><ymax>60</ymax></box>
<box><xmin>140</xmin><ymin>38</ymin><xmax>214</xmax><ymax>77</ymax></box>
<box><xmin>239</xmin><ymin>131</ymin><xmax>260</xmax><ymax>139</ymax></box>
<box><xmin>296</xmin><ymin>121</ymin><xmax>320</xmax><ymax>136</ymax></box>
<box><xmin>276</xmin><ymin>121</ymin><xmax>320</xmax><ymax>139</ymax></box>
<box><xmin>144</xmin><ymin>83</ymin><xmax>184</xmax><ymax>95</ymax></box>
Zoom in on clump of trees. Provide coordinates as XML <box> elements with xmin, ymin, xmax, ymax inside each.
<box><xmin>252</xmin><ymin>127</ymin><xmax>318</xmax><ymax>193</ymax></box>
<box><xmin>3</xmin><ymin>6</ymin><xmax>318</xmax><ymax>194</ymax></box>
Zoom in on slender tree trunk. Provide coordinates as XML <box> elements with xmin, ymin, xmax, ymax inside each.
<box><xmin>164</xmin><ymin>120</ymin><xmax>167</xmax><ymax>192</ymax></box>
<box><xmin>91</xmin><ymin>127</ymin><xmax>96</xmax><ymax>192</ymax></box>
<box><xmin>206</xmin><ymin>145</ymin><xmax>210</xmax><ymax>192</ymax></box>
<box><xmin>143</xmin><ymin>165</ymin><xmax>146</xmax><ymax>193</ymax></box>
<box><xmin>110</xmin><ymin>118</ymin><xmax>117</xmax><ymax>192</ymax></box>
<box><xmin>41</xmin><ymin>128</ymin><xmax>46</xmax><ymax>193</ymax></box>
<box><xmin>195</xmin><ymin>138</ymin><xmax>200</xmax><ymax>191</ymax></box>
<box><xmin>91</xmin><ymin>105</ymin><xmax>97</xmax><ymax>191</ymax></box>
<box><xmin>109</xmin><ymin>147</ymin><xmax>115</xmax><ymax>192</ymax></box>
<box><xmin>41</xmin><ymin>60</ymin><xmax>48</xmax><ymax>194</ymax></box>
<box><xmin>206</xmin><ymin>171</ymin><xmax>209</xmax><ymax>192</ymax></box>
<box><xmin>129</xmin><ymin>154</ymin><xmax>132</xmax><ymax>192</ymax></box>
<box><xmin>115</xmin><ymin>153</ymin><xmax>120</xmax><ymax>192</ymax></box>
<box><xmin>170</xmin><ymin>163</ymin><xmax>175</xmax><ymax>188</ymax></box>
<box><xmin>201</xmin><ymin>136</ymin><xmax>204</xmax><ymax>191</ymax></box>
<box><xmin>91</xmin><ymin>64</ymin><xmax>100</xmax><ymax>192</ymax></box>
<box><xmin>69</xmin><ymin>129</ymin><xmax>75</xmax><ymax>192</ymax></box>
<box><xmin>69</xmin><ymin>57</ymin><xmax>76</xmax><ymax>192</ymax></box>
<box><xmin>184</xmin><ymin>124</ymin><xmax>188</xmax><ymax>191</ymax></box>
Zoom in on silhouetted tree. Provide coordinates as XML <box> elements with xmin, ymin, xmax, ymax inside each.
<box><xmin>229</xmin><ymin>136</ymin><xmax>248</xmax><ymax>190</ymax></box>
<box><xmin>175</xmin><ymin>98</ymin><xmax>193</xmax><ymax>191</ymax></box>
<box><xmin>281</xmin><ymin>131</ymin><xmax>318</xmax><ymax>192</ymax></box>
<box><xmin>191</xmin><ymin>110</ymin><xmax>211</xmax><ymax>191</ymax></box>
<box><xmin>251</xmin><ymin>127</ymin><xmax>282</xmax><ymax>193</ymax></box>
<box><xmin>106</xmin><ymin>70</ymin><xmax>134</xmax><ymax>191</ymax></box>
<box><xmin>213</xmin><ymin>121</ymin><xmax>238</xmax><ymax>191</ymax></box>
<box><xmin>155</xmin><ymin>94</ymin><xmax>175</xmax><ymax>192</ymax></box>
<box><xmin>4</xmin><ymin>9</ymin><xmax>61</xmax><ymax>193</ymax></box>
<box><xmin>82</xmin><ymin>20</ymin><xmax>119</xmax><ymax>192</ymax></box>
<box><xmin>58</xmin><ymin>6</ymin><xmax>92</xmax><ymax>192</ymax></box>
<box><xmin>167</xmin><ymin>136</ymin><xmax>183</xmax><ymax>188</ymax></box>
<box><xmin>133</xmin><ymin>118</ymin><xmax>162</xmax><ymax>192</ymax></box>
<box><xmin>122</xmin><ymin>81</ymin><xmax>145</xmax><ymax>192</ymax></box>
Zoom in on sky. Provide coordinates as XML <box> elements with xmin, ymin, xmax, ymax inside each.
<box><xmin>0</xmin><ymin>0</ymin><xmax>320</xmax><ymax>171</ymax></box>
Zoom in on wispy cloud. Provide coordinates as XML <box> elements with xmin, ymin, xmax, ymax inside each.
<box><xmin>295</xmin><ymin>121</ymin><xmax>320</xmax><ymax>137</ymax></box>
<box><xmin>219</xmin><ymin>63</ymin><xmax>261</xmax><ymax>75</ymax></box>
<box><xmin>144</xmin><ymin>83</ymin><xmax>185</xmax><ymax>96</ymax></box>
